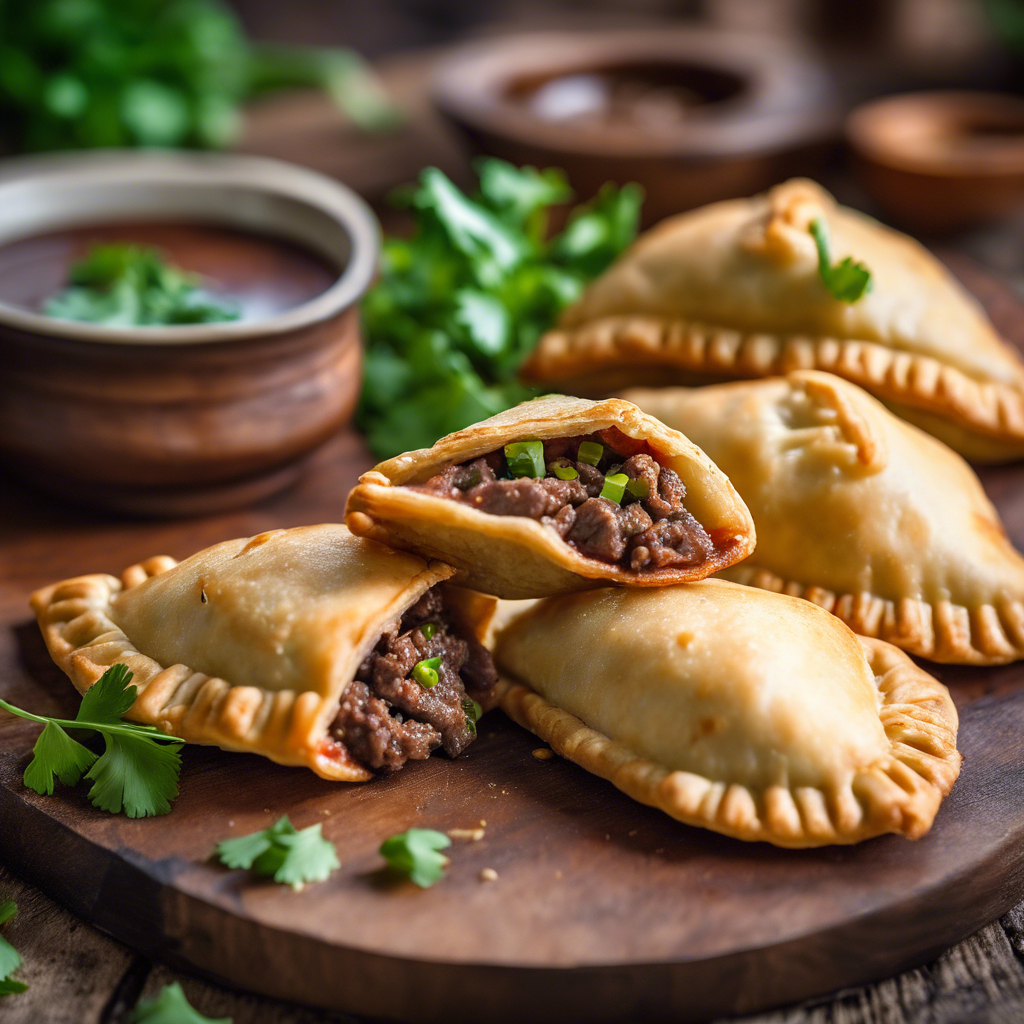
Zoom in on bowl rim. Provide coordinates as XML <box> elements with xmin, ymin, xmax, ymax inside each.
<box><xmin>430</xmin><ymin>26</ymin><xmax>835</xmax><ymax>160</ymax></box>
<box><xmin>0</xmin><ymin>150</ymin><xmax>380</xmax><ymax>346</ymax></box>
<box><xmin>846</xmin><ymin>90</ymin><xmax>1024</xmax><ymax>178</ymax></box>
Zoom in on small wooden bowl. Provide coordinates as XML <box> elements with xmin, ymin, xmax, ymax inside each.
<box><xmin>847</xmin><ymin>92</ymin><xmax>1024</xmax><ymax>233</ymax></box>
<box><xmin>432</xmin><ymin>28</ymin><xmax>835</xmax><ymax>225</ymax></box>
<box><xmin>0</xmin><ymin>152</ymin><xmax>378</xmax><ymax>515</ymax></box>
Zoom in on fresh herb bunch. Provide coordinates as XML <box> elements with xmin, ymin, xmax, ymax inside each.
<box><xmin>379</xmin><ymin>828</ymin><xmax>451</xmax><ymax>888</ymax></box>
<box><xmin>45</xmin><ymin>244</ymin><xmax>240</xmax><ymax>326</ymax></box>
<box><xmin>0</xmin><ymin>900</ymin><xmax>26</xmax><ymax>997</ymax></box>
<box><xmin>810</xmin><ymin>218</ymin><xmax>872</xmax><ymax>303</ymax></box>
<box><xmin>129</xmin><ymin>982</ymin><xmax>231</xmax><ymax>1024</ymax></box>
<box><xmin>0</xmin><ymin>0</ymin><xmax>397</xmax><ymax>153</ymax></box>
<box><xmin>0</xmin><ymin>664</ymin><xmax>183</xmax><ymax>818</ymax></box>
<box><xmin>358</xmin><ymin>159</ymin><xmax>643</xmax><ymax>458</ymax></box>
<box><xmin>216</xmin><ymin>816</ymin><xmax>340</xmax><ymax>890</ymax></box>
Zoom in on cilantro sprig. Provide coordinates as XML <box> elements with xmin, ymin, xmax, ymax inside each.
<box><xmin>810</xmin><ymin>218</ymin><xmax>872</xmax><ymax>303</ymax></box>
<box><xmin>45</xmin><ymin>244</ymin><xmax>241</xmax><ymax>327</ymax></box>
<box><xmin>129</xmin><ymin>982</ymin><xmax>230</xmax><ymax>1024</ymax></box>
<box><xmin>216</xmin><ymin>816</ymin><xmax>339</xmax><ymax>890</ymax></box>
<box><xmin>0</xmin><ymin>664</ymin><xmax>183</xmax><ymax>818</ymax></box>
<box><xmin>379</xmin><ymin>828</ymin><xmax>452</xmax><ymax>888</ymax></box>
<box><xmin>358</xmin><ymin>159</ymin><xmax>643</xmax><ymax>458</ymax></box>
<box><xmin>0</xmin><ymin>900</ymin><xmax>26</xmax><ymax>997</ymax></box>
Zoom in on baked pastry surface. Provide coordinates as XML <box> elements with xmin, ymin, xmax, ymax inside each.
<box><xmin>496</xmin><ymin>581</ymin><xmax>961</xmax><ymax>847</ymax></box>
<box><xmin>622</xmin><ymin>372</ymin><xmax>1024</xmax><ymax>664</ymax></box>
<box><xmin>31</xmin><ymin>524</ymin><xmax>495</xmax><ymax>780</ymax></box>
<box><xmin>523</xmin><ymin>179</ymin><xmax>1024</xmax><ymax>461</ymax></box>
<box><xmin>345</xmin><ymin>394</ymin><xmax>756</xmax><ymax>599</ymax></box>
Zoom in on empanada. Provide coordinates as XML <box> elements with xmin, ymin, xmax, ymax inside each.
<box><xmin>496</xmin><ymin>581</ymin><xmax>961</xmax><ymax>847</ymax></box>
<box><xmin>522</xmin><ymin>178</ymin><xmax>1024</xmax><ymax>462</ymax></box>
<box><xmin>31</xmin><ymin>525</ymin><xmax>498</xmax><ymax>781</ymax></box>
<box><xmin>345</xmin><ymin>395</ymin><xmax>755</xmax><ymax>599</ymax></box>
<box><xmin>622</xmin><ymin>372</ymin><xmax>1024</xmax><ymax>665</ymax></box>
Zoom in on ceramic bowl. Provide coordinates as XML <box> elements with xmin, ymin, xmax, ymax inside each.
<box><xmin>432</xmin><ymin>28</ymin><xmax>835</xmax><ymax>225</ymax></box>
<box><xmin>0</xmin><ymin>151</ymin><xmax>379</xmax><ymax>515</ymax></box>
<box><xmin>847</xmin><ymin>92</ymin><xmax>1024</xmax><ymax>233</ymax></box>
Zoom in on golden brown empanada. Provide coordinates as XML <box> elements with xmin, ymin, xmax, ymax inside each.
<box><xmin>496</xmin><ymin>581</ymin><xmax>961</xmax><ymax>847</ymax></box>
<box><xmin>31</xmin><ymin>525</ymin><xmax>497</xmax><ymax>781</ymax></box>
<box><xmin>523</xmin><ymin>179</ymin><xmax>1024</xmax><ymax>462</ymax></box>
<box><xmin>345</xmin><ymin>394</ymin><xmax>755</xmax><ymax>599</ymax></box>
<box><xmin>622</xmin><ymin>371</ymin><xmax>1024</xmax><ymax>665</ymax></box>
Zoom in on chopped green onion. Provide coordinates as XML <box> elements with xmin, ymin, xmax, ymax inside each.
<box><xmin>625</xmin><ymin>477</ymin><xmax>650</xmax><ymax>500</ymax></box>
<box><xmin>420</xmin><ymin>623</ymin><xmax>437</xmax><ymax>640</ymax></box>
<box><xmin>600</xmin><ymin>473</ymin><xmax>629</xmax><ymax>504</ymax></box>
<box><xmin>412</xmin><ymin>657</ymin><xmax>442</xmax><ymax>688</ymax></box>
<box><xmin>504</xmin><ymin>440</ymin><xmax>545</xmax><ymax>479</ymax></box>
<box><xmin>551</xmin><ymin>462</ymin><xmax>579</xmax><ymax>481</ymax></box>
<box><xmin>577</xmin><ymin>441</ymin><xmax>603</xmax><ymax>466</ymax></box>
<box><xmin>462</xmin><ymin>698</ymin><xmax>482</xmax><ymax>735</ymax></box>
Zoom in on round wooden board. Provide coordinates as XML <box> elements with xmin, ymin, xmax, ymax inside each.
<box><xmin>2</xmin><ymin>260</ymin><xmax>1024</xmax><ymax>1023</ymax></box>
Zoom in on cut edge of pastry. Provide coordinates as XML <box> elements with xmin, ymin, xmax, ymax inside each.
<box><xmin>522</xmin><ymin>315</ymin><xmax>1024</xmax><ymax>459</ymax></box>
<box><xmin>720</xmin><ymin>563</ymin><xmax>1024</xmax><ymax>666</ymax></box>
<box><xmin>498</xmin><ymin>635</ymin><xmax>961</xmax><ymax>848</ymax></box>
<box><xmin>29</xmin><ymin>550</ymin><xmax>459</xmax><ymax>782</ymax></box>
<box><xmin>345</xmin><ymin>394</ymin><xmax>757</xmax><ymax>599</ymax></box>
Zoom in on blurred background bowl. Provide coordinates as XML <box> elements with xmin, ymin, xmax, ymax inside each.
<box><xmin>0</xmin><ymin>151</ymin><xmax>378</xmax><ymax>516</ymax></box>
<box><xmin>432</xmin><ymin>27</ymin><xmax>837</xmax><ymax>226</ymax></box>
<box><xmin>847</xmin><ymin>91</ymin><xmax>1024</xmax><ymax>233</ymax></box>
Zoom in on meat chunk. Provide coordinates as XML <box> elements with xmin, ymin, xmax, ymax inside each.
<box><xmin>464</xmin><ymin>476</ymin><xmax>587</xmax><ymax>518</ymax></box>
<box><xmin>622</xmin><ymin>454</ymin><xmax>688</xmax><ymax>520</ymax></box>
<box><xmin>567</xmin><ymin>498</ymin><xmax>628</xmax><ymax>562</ymax></box>
<box><xmin>629</xmin><ymin>515</ymin><xmax>714</xmax><ymax>571</ymax></box>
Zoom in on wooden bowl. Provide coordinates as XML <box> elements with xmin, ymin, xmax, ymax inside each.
<box><xmin>847</xmin><ymin>92</ymin><xmax>1024</xmax><ymax>233</ymax></box>
<box><xmin>432</xmin><ymin>28</ymin><xmax>836</xmax><ymax>225</ymax></box>
<box><xmin>0</xmin><ymin>152</ymin><xmax>378</xmax><ymax>515</ymax></box>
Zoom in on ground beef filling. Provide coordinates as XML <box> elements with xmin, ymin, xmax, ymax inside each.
<box><xmin>412</xmin><ymin>434</ymin><xmax>715</xmax><ymax>571</ymax></box>
<box><xmin>330</xmin><ymin>588</ymin><xmax>498</xmax><ymax>771</ymax></box>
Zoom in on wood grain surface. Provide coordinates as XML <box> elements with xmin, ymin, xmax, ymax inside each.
<box><xmin>1</xmin><ymin>259</ymin><xmax>1023</xmax><ymax>1023</ymax></box>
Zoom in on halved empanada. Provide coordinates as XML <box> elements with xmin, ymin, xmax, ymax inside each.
<box><xmin>522</xmin><ymin>178</ymin><xmax>1024</xmax><ymax>462</ymax></box>
<box><xmin>622</xmin><ymin>371</ymin><xmax>1024</xmax><ymax>665</ymax></box>
<box><xmin>31</xmin><ymin>524</ymin><xmax>498</xmax><ymax>781</ymax></box>
<box><xmin>495</xmin><ymin>581</ymin><xmax>961</xmax><ymax>847</ymax></box>
<box><xmin>344</xmin><ymin>394</ymin><xmax>755</xmax><ymax>599</ymax></box>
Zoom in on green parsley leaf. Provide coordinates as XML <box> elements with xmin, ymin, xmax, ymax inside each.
<box><xmin>0</xmin><ymin>900</ymin><xmax>25</xmax><ymax>997</ymax></box>
<box><xmin>357</xmin><ymin>159</ymin><xmax>642</xmax><ymax>459</ymax></box>
<box><xmin>379</xmin><ymin>828</ymin><xmax>452</xmax><ymax>888</ymax></box>
<box><xmin>809</xmin><ymin>218</ymin><xmax>872</xmax><ymax>303</ymax></box>
<box><xmin>129</xmin><ymin>982</ymin><xmax>231</xmax><ymax>1024</ymax></box>
<box><xmin>45</xmin><ymin>244</ymin><xmax>240</xmax><ymax>327</ymax></box>
<box><xmin>216</xmin><ymin>816</ymin><xmax>339</xmax><ymax>890</ymax></box>
<box><xmin>0</xmin><ymin>663</ymin><xmax>183</xmax><ymax>818</ymax></box>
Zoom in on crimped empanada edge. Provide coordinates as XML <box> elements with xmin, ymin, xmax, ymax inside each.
<box><xmin>523</xmin><ymin>315</ymin><xmax>1024</xmax><ymax>458</ymax></box>
<box><xmin>497</xmin><ymin>636</ymin><xmax>961</xmax><ymax>848</ymax></box>
<box><xmin>722</xmin><ymin>564</ymin><xmax>1024</xmax><ymax>666</ymax></box>
<box><xmin>29</xmin><ymin>551</ymin><xmax>456</xmax><ymax>782</ymax></box>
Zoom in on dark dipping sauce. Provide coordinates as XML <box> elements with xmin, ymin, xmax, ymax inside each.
<box><xmin>0</xmin><ymin>222</ymin><xmax>340</xmax><ymax>323</ymax></box>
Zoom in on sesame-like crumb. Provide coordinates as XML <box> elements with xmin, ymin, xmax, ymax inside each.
<box><xmin>479</xmin><ymin>819</ymin><xmax>487</xmax><ymax>827</ymax></box>
<box><xmin>448</xmin><ymin>828</ymin><xmax>486</xmax><ymax>842</ymax></box>
<box><xmin>480</xmin><ymin>868</ymin><xmax>498</xmax><ymax>882</ymax></box>
<box><xmin>532</xmin><ymin>748</ymin><xmax>555</xmax><ymax>760</ymax></box>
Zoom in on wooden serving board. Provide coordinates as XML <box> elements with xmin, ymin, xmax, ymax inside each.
<box><xmin>2</xmin><ymin>262</ymin><xmax>1024</xmax><ymax>1024</ymax></box>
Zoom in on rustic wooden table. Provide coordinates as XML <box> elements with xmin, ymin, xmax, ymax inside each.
<box><xmin>5</xmin><ymin>50</ymin><xmax>1024</xmax><ymax>1024</ymax></box>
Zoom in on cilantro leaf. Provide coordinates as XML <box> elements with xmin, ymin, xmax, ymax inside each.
<box><xmin>45</xmin><ymin>244</ymin><xmax>240</xmax><ymax>327</ymax></box>
<box><xmin>810</xmin><ymin>218</ymin><xmax>872</xmax><ymax>303</ymax></box>
<box><xmin>0</xmin><ymin>664</ymin><xmax>183</xmax><ymax>818</ymax></box>
<box><xmin>379</xmin><ymin>828</ymin><xmax>452</xmax><ymax>888</ymax></box>
<box><xmin>358</xmin><ymin>159</ymin><xmax>642</xmax><ymax>459</ymax></box>
<box><xmin>129</xmin><ymin>982</ymin><xmax>231</xmax><ymax>1024</ymax></box>
<box><xmin>0</xmin><ymin>900</ymin><xmax>25</xmax><ymax>997</ymax></box>
<box><xmin>85</xmin><ymin>731</ymin><xmax>182</xmax><ymax>819</ymax></box>
<box><xmin>216</xmin><ymin>817</ymin><xmax>339</xmax><ymax>890</ymax></box>
<box><xmin>22</xmin><ymin>721</ymin><xmax>97</xmax><ymax>796</ymax></box>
